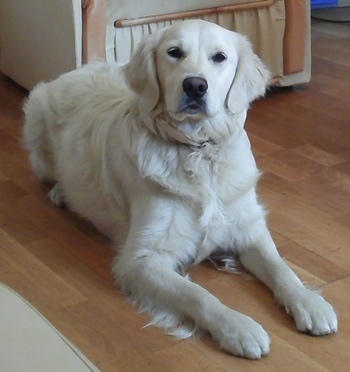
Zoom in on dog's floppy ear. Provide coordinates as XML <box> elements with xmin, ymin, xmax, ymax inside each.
<box><xmin>227</xmin><ymin>35</ymin><xmax>270</xmax><ymax>114</ymax></box>
<box><xmin>124</xmin><ymin>32</ymin><xmax>161</xmax><ymax>111</ymax></box>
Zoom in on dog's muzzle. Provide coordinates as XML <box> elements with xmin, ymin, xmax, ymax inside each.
<box><xmin>180</xmin><ymin>77</ymin><xmax>208</xmax><ymax>115</ymax></box>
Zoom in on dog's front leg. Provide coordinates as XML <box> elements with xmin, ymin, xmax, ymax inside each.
<box><xmin>114</xmin><ymin>252</ymin><xmax>270</xmax><ymax>359</ymax></box>
<box><xmin>238</xmin><ymin>225</ymin><xmax>338</xmax><ymax>335</ymax></box>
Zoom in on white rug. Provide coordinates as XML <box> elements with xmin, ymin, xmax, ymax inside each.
<box><xmin>0</xmin><ymin>283</ymin><xmax>99</xmax><ymax>372</ymax></box>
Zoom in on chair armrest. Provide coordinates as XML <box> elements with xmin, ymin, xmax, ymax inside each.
<box><xmin>283</xmin><ymin>0</ymin><xmax>310</xmax><ymax>75</ymax></box>
<box><xmin>82</xmin><ymin>0</ymin><xmax>107</xmax><ymax>63</ymax></box>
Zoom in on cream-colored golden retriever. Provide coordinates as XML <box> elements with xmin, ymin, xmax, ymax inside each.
<box><xmin>23</xmin><ymin>20</ymin><xmax>337</xmax><ymax>359</ymax></box>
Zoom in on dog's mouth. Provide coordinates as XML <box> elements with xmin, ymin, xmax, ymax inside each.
<box><xmin>177</xmin><ymin>97</ymin><xmax>208</xmax><ymax>118</ymax></box>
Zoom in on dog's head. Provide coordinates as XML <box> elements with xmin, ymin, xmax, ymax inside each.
<box><xmin>124</xmin><ymin>20</ymin><xmax>270</xmax><ymax>143</ymax></box>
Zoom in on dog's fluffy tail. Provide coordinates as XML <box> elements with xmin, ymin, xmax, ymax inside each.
<box><xmin>23</xmin><ymin>83</ymin><xmax>56</xmax><ymax>183</ymax></box>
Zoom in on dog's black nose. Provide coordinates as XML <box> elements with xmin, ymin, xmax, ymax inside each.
<box><xmin>182</xmin><ymin>77</ymin><xmax>208</xmax><ymax>99</ymax></box>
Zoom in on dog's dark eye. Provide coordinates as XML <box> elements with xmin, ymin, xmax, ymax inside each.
<box><xmin>167</xmin><ymin>47</ymin><xmax>184</xmax><ymax>59</ymax></box>
<box><xmin>212</xmin><ymin>52</ymin><xmax>227</xmax><ymax>63</ymax></box>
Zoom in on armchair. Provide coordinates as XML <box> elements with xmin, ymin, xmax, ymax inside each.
<box><xmin>0</xmin><ymin>0</ymin><xmax>310</xmax><ymax>90</ymax></box>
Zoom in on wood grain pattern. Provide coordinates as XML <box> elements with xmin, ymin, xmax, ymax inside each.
<box><xmin>0</xmin><ymin>19</ymin><xmax>349</xmax><ymax>370</ymax></box>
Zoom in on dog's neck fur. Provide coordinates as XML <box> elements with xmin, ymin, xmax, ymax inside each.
<box><xmin>148</xmin><ymin>107</ymin><xmax>247</xmax><ymax>151</ymax></box>
<box><xmin>131</xmin><ymin>104</ymin><xmax>256</xmax><ymax>202</ymax></box>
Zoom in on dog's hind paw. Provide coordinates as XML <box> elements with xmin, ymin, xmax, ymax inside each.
<box><xmin>48</xmin><ymin>183</ymin><xmax>66</xmax><ymax>208</ymax></box>
<box><xmin>210</xmin><ymin>310</ymin><xmax>270</xmax><ymax>359</ymax></box>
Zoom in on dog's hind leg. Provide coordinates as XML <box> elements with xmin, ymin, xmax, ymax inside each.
<box><xmin>23</xmin><ymin>83</ymin><xmax>56</xmax><ymax>183</ymax></box>
<box><xmin>27</xmin><ymin>146</ymin><xmax>56</xmax><ymax>183</ymax></box>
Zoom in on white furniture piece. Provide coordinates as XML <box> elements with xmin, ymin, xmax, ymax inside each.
<box><xmin>0</xmin><ymin>283</ymin><xmax>98</xmax><ymax>371</ymax></box>
<box><xmin>0</xmin><ymin>0</ymin><xmax>82</xmax><ymax>90</ymax></box>
<box><xmin>0</xmin><ymin>0</ymin><xmax>311</xmax><ymax>90</ymax></box>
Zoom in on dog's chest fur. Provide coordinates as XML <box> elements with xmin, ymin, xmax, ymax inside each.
<box><xmin>141</xmin><ymin>133</ymin><xmax>260</xmax><ymax>261</ymax></box>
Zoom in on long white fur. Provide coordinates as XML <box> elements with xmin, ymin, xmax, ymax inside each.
<box><xmin>23</xmin><ymin>20</ymin><xmax>337</xmax><ymax>359</ymax></box>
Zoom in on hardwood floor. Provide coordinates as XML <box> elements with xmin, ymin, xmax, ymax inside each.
<box><xmin>0</xmin><ymin>19</ymin><xmax>349</xmax><ymax>371</ymax></box>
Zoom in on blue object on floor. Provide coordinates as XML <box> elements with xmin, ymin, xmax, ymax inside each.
<box><xmin>311</xmin><ymin>0</ymin><xmax>338</xmax><ymax>9</ymax></box>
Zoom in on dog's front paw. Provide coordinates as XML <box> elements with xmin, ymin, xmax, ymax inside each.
<box><xmin>210</xmin><ymin>310</ymin><xmax>270</xmax><ymax>359</ymax></box>
<box><xmin>286</xmin><ymin>291</ymin><xmax>337</xmax><ymax>336</ymax></box>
